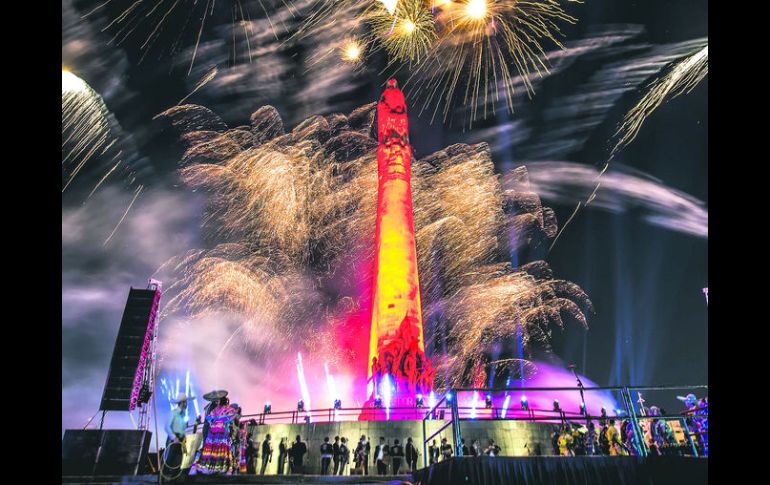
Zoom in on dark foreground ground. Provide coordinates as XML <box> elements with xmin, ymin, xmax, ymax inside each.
<box><xmin>63</xmin><ymin>456</ymin><xmax>708</xmax><ymax>485</ymax></box>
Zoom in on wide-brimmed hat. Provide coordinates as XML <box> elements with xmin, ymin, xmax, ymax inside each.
<box><xmin>172</xmin><ymin>392</ymin><xmax>194</xmax><ymax>404</ymax></box>
<box><xmin>677</xmin><ymin>394</ymin><xmax>698</xmax><ymax>405</ymax></box>
<box><xmin>203</xmin><ymin>389</ymin><xmax>229</xmax><ymax>401</ymax></box>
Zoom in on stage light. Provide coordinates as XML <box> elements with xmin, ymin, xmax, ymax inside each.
<box><xmin>579</xmin><ymin>402</ymin><xmax>586</xmax><ymax>415</ymax></box>
<box><xmin>485</xmin><ymin>395</ymin><xmax>493</xmax><ymax>409</ymax></box>
<box><xmin>297</xmin><ymin>399</ymin><xmax>305</xmax><ymax>413</ymax></box>
<box><xmin>416</xmin><ymin>394</ymin><xmax>424</xmax><ymax>408</ymax></box>
<box><xmin>521</xmin><ymin>395</ymin><xmax>529</xmax><ymax>410</ymax></box>
<box><xmin>446</xmin><ymin>393</ymin><xmax>453</xmax><ymax>402</ymax></box>
<box><xmin>264</xmin><ymin>402</ymin><xmax>272</xmax><ymax>414</ymax></box>
<box><xmin>553</xmin><ymin>399</ymin><xmax>560</xmax><ymax>412</ymax></box>
<box><xmin>334</xmin><ymin>399</ymin><xmax>342</xmax><ymax>410</ymax></box>
<box><xmin>374</xmin><ymin>396</ymin><xmax>383</xmax><ymax>408</ymax></box>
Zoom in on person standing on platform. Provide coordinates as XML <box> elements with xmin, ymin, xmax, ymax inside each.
<box><xmin>440</xmin><ymin>438</ymin><xmax>453</xmax><ymax>461</ymax></box>
<box><xmin>599</xmin><ymin>424</ymin><xmax>610</xmax><ymax>455</ymax></box>
<box><xmin>558</xmin><ymin>426</ymin><xmax>573</xmax><ymax>456</ymax></box>
<box><xmin>461</xmin><ymin>438</ymin><xmax>470</xmax><ymax>456</ymax></box>
<box><xmin>277</xmin><ymin>437</ymin><xmax>288</xmax><ymax>475</ymax></box>
<box><xmin>332</xmin><ymin>436</ymin><xmax>341</xmax><ymax>475</ymax></box>
<box><xmin>191</xmin><ymin>394</ymin><xmax>238</xmax><ymax>475</ymax></box>
<box><xmin>290</xmin><ymin>435</ymin><xmax>307</xmax><ymax>474</ymax></box>
<box><xmin>355</xmin><ymin>435</ymin><xmax>370</xmax><ymax>474</ymax></box>
<box><xmin>339</xmin><ymin>437</ymin><xmax>350</xmax><ymax>475</ymax></box>
<box><xmin>320</xmin><ymin>437</ymin><xmax>334</xmax><ymax>474</ymax></box>
<box><xmin>260</xmin><ymin>434</ymin><xmax>273</xmax><ymax>475</ymax></box>
<box><xmin>484</xmin><ymin>439</ymin><xmax>501</xmax><ymax>457</ymax></box>
<box><xmin>472</xmin><ymin>439</ymin><xmax>481</xmax><ymax>457</ymax></box>
<box><xmin>405</xmin><ymin>437</ymin><xmax>419</xmax><ymax>471</ymax></box>
<box><xmin>390</xmin><ymin>439</ymin><xmax>405</xmax><ymax>474</ymax></box>
<box><xmin>374</xmin><ymin>436</ymin><xmax>389</xmax><ymax>475</ymax></box>
<box><xmin>244</xmin><ymin>433</ymin><xmax>256</xmax><ymax>474</ymax></box>
<box><xmin>607</xmin><ymin>420</ymin><xmax>627</xmax><ymax>456</ymax></box>
<box><xmin>164</xmin><ymin>393</ymin><xmax>192</xmax><ymax>479</ymax></box>
<box><xmin>428</xmin><ymin>439</ymin><xmax>439</xmax><ymax>465</ymax></box>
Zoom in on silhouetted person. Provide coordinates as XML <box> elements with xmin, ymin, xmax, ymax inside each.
<box><xmin>260</xmin><ymin>434</ymin><xmax>273</xmax><ymax>475</ymax></box>
<box><xmin>374</xmin><ymin>436</ymin><xmax>389</xmax><ymax>475</ymax></box>
<box><xmin>355</xmin><ymin>435</ymin><xmax>370</xmax><ymax>474</ymax></box>
<box><xmin>277</xmin><ymin>437</ymin><xmax>288</xmax><ymax>475</ymax></box>
<box><xmin>405</xmin><ymin>437</ymin><xmax>419</xmax><ymax>471</ymax></box>
<box><xmin>391</xmin><ymin>439</ymin><xmax>405</xmax><ymax>474</ymax></box>
<box><xmin>332</xmin><ymin>436</ymin><xmax>341</xmax><ymax>475</ymax></box>
<box><xmin>290</xmin><ymin>435</ymin><xmax>307</xmax><ymax>474</ymax></box>
<box><xmin>339</xmin><ymin>437</ymin><xmax>350</xmax><ymax>475</ymax></box>
<box><xmin>461</xmin><ymin>438</ymin><xmax>470</xmax><ymax>456</ymax></box>
<box><xmin>472</xmin><ymin>439</ymin><xmax>481</xmax><ymax>456</ymax></box>
<box><xmin>320</xmin><ymin>437</ymin><xmax>334</xmax><ymax>475</ymax></box>
<box><xmin>245</xmin><ymin>434</ymin><xmax>256</xmax><ymax>474</ymax></box>
<box><xmin>440</xmin><ymin>438</ymin><xmax>453</xmax><ymax>461</ymax></box>
<box><xmin>428</xmin><ymin>439</ymin><xmax>439</xmax><ymax>465</ymax></box>
<box><xmin>484</xmin><ymin>439</ymin><xmax>501</xmax><ymax>457</ymax></box>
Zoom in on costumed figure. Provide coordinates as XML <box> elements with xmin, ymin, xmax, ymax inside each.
<box><xmin>648</xmin><ymin>406</ymin><xmax>677</xmax><ymax>456</ymax></box>
<box><xmin>607</xmin><ymin>420</ymin><xmax>628</xmax><ymax>456</ymax></box>
<box><xmin>191</xmin><ymin>391</ymin><xmax>238</xmax><ymax>475</ymax></box>
<box><xmin>679</xmin><ymin>394</ymin><xmax>708</xmax><ymax>456</ymax></box>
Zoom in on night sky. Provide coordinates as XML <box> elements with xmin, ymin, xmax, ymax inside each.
<box><xmin>62</xmin><ymin>0</ymin><xmax>707</xmax><ymax>432</ymax></box>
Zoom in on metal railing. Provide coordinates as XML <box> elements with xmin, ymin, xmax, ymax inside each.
<box><xmin>420</xmin><ymin>384</ymin><xmax>707</xmax><ymax>461</ymax></box>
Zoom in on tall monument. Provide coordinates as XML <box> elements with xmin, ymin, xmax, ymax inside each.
<box><xmin>367</xmin><ymin>79</ymin><xmax>434</xmax><ymax>406</ymax></box>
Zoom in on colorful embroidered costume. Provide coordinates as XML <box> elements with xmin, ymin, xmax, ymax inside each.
<box><xmin>192</xmin><ymin>404</ymin><xmax>238</xmax><ymax>474</ymax></box>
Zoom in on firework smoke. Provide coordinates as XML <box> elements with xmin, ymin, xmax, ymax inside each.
<box><xmin>520</xmin><ymin>161</ymin><xmax>708</xmax><ymax>238</ymax></box>
<box><xmin>156</xmin><ymin>99</ymin><xmax>592</xmax><ymax>400</ymax></box>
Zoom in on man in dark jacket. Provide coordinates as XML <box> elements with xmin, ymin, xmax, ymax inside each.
<box><xmin>390</xmin><ymin>439</ymin><xmax>405</xmax><ymax>474</ymax></box>
<box><xmin>277</xmin><ymin>437</ymin><xmax>288</xmax><ymax>475</ymax></box>
<box><xmin>332</xmin><ymin>436</ymin><xmax>341</xmax><ymax>475</ymax></box>
<box><xmin>405</xmin><ymin>437</ymin><xmax>419</xmax><ymax>471</ymax></box>
<box><xmin>355</xmin><ymin>435</ymin><xmax>370</xmax><ymax>475</ymax></box>
<box><xmin>339</xmin><ymin>437</ymin><xmax>350</xmax><ymax>475</ymax></box>
<box><xmin>428</xmin><ymin>439</ymin><xmax>439</xmax><ymax>465</ymax></box>
<box><xmin>461</xmin><ymin>438</ymin><xmax>470</xmax><ymax>456</ymax></box>
<box><xmin>260</xmin><ymin>434</ymin><xmax>273</xmax><ymax>475</ymax></box>
<box><xmin>373</xmin><ymin>436</ymin><xmax>389</xmax><ymax>475</ymax></box>
<box><xmin>440</xmin><ymin>438</ymin><xmax>453</xmax><ymax>461</ymax></box>
<box><xmin>244</xmin><ymin>434</ymin><xmax>257</xmax><ymax>474</ymax></box>
<box><xmin>320</xmin><ymin>437</ymin><xmax>334</xmax><ymax>474</ymax></box>
<box><xmin>290</xmin><ymin>435</ymin><xmax>307</xmax><ymax>474</ymax></box>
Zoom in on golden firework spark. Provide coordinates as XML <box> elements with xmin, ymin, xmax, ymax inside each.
<box><xmin>87</xmin><ymin>0</ymin><xmax>294</xmax><ymax>73</ymax></box>
<box><xmin>62</xmin><ymin>69</ymin><xmax>118</xmax><ymax>194</ymax></box>
<box><xmin>370</xmin><ymin>0</ymin><xmax>437</xmax><ymax>64</ymax></box>
<box><xmin>341</xmin><ymin>38</ymin><xmax>366</xmax><ymax>64</ymax></box>
<box><xmin>295</xmin><ymin>0</ymin><xmax>579</xmax><ymax>124</ymax></box>
<box><xmin>612</xmin><ymin>43</ymin><xmax>708</xmax><ymax>157</ymax></box>
<box><xmin>406</xmin><ymin>0</ymin><xmax>578</xmax><ymax>123</ymax></box>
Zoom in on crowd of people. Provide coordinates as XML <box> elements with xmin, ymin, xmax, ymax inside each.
<box><xmin>550</xmin><ymin>394</ymin><xmax>708</xmax><ymax>457</ymax></box>
<box><xmin>161</xmin><ymin>390</ymin><xmax>708</xmax><ymax>479</ymax></box>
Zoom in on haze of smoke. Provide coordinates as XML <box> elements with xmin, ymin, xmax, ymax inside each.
<box><xmin>521</xmin><ymin>161</ymin><xmax>707</xmax><ymax>238</ymax></box>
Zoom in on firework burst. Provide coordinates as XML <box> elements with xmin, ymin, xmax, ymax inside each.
<box><xmin>157</xmin><ymin>99</ymin><xmax>592</xmax><ymax>390</ymax></box>
<box><xmin>86</xmin><ymin>0</ymin><xmax>294</xmax><ymax>73</ymax></box>
<box><xmin>295</xmin><ymin>0</ymin><xmax>579</xmax><ymax>124</ymax></box>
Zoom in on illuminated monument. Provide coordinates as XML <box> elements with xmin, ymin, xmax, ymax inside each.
<box><xmin>364</xmin><ymin>80</ymin><xmax>434</xmax><ymax>416</ymax></box>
